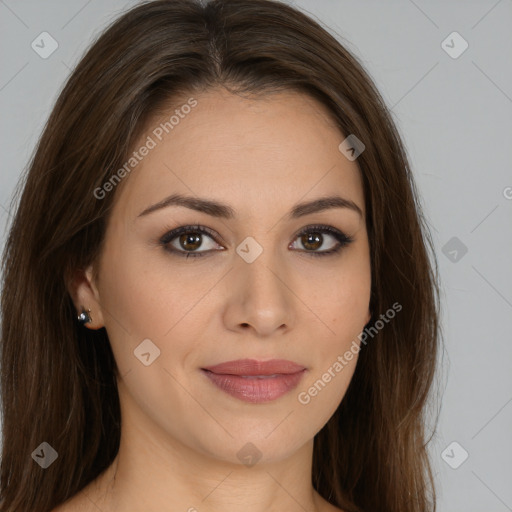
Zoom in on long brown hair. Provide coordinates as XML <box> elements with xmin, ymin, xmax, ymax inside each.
<box><xmin>0</xmin><ymin>1</ymin><xmax>442</xmax><ymax>510</ymax></box>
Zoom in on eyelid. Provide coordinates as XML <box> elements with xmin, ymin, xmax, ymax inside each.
<box><xmin>159</xmin><ymin>224</ymin><xmax>219</xmax><ymax>245</ymax></box>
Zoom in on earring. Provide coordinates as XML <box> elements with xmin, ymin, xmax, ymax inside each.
<box><xmin>77</xmin><ymin>306</ymin><xmax>92</xmax><ymax>325</ymax></box>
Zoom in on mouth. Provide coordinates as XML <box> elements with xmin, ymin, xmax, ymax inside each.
<box><xmin>201</xmin><ymin>359</ymin><xmax>307</xmax><ymax>403</ymax></box>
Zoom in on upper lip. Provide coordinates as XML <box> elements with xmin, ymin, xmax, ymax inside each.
<box><xmin>202</xmin><ymin>358</ymin><xmax>306</xmax><ymax>376</ymax></box>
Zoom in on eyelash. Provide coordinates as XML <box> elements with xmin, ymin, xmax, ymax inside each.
<box><xmin>159</xmin><ymin>224</ymin><xmax>354</xmax><ymax>259</ymax></box>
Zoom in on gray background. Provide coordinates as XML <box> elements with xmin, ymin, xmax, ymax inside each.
<box><xmin>1</xmin><ymin>0</ymin><xmax>511</xmax><ymax>510</ymax></box>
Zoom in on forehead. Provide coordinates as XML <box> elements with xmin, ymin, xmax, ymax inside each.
<box><xmin>113</xmin><ymin>88</ymin><xmax>365</xmax><ymax>221</ymax></box>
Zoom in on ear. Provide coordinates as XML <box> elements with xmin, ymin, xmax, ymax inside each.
<box><xmin>67</xmin><ymin>264</ymin><xmax>105</xmax><ymax>330</ymax></box>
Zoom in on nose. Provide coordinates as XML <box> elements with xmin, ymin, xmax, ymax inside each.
<box><xmin>222</xmin><ymin>243</ymin><xmax>296</xmax><ymax>337</ymax></box>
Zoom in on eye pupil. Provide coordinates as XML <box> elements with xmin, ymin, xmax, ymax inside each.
<box><xmin>302</xmin><ymin>232</ymin><xmax>322</xmax><ymax>251</ymax></box>
<box><xmin>180</xmin><ymin>233</ymin><xmax>202</xmax><ymax>251</ymax></box>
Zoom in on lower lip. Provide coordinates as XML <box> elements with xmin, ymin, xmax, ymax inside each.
<box><xmin>201</xmin><ymin>369</ymin><xmax>306</xmax><ymax>403</ymax></box>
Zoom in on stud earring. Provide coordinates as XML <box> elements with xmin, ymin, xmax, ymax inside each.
<box><xmin>77</xmin><ymin>307</ymin><xmax>92</xmax><ymax>325</ymax></box>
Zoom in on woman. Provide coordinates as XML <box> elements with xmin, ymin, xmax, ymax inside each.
<box><xmin>0</xmin><ymin>0</ymin><xmax>441</xmax><ymax>511</ymax></box>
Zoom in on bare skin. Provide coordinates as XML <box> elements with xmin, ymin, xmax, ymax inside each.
<box><xmin>61</xmin><ymin>88</ymin><xmax>371</xmax><ymax>512</ymax></box>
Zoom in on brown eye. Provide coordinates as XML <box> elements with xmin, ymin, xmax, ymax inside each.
<box><xmin>160</xmin><ymin>225</ymin><xmax>222</xmax><ymax>258</ymax></box>
<box><xmin>290</xmin><ymin>225</ymin><xmax>354</xmax><ymax>257</ymax></box>
<box><xmin>178</xmin><ymin>233</ymin><xmax>203</xmax><ymax>251</ymax></box>
<box><xmin>301</xmin><ymin>232</ymin><xmax>324</xmax><ymax>251</ymax></box>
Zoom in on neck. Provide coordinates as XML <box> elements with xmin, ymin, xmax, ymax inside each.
<box><xmin>81</xmin><ymin>383</ymin><xmax>327</xmax><ymax>512</ymax></box>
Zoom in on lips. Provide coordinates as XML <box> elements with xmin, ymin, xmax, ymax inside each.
<box><xmin>201</xmin><ymin>359</ymin><xmax>307</xmax><ymax>403</ymax></box>
<box><xmin>202</xmin><ymin>358</ymin><xmax>306</xmax><ymax>376</ymax></box>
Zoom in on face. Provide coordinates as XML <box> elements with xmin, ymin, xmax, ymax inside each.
<box><xmin>72</xmin><ymin>88</ymin><xmax>371</xmax><ymax>466</ymax></box>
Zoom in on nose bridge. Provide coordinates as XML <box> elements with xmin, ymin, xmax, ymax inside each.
<box><xmin>235</xmin><ymin>232</ymin><xmax>286</xmax><ymax>296</ymax></box>
<box><xmin>229</xmin><ymin>231</ymin><xmax>294</xmax><ymax>332</ymax></box>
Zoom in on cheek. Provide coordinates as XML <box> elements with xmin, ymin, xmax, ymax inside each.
<box><xmin>315</xmin><ymin>261</ymin><xmax>371</xmax><ymax>334</ymax></box>
<box><xmin>295</xmin><ymin>271</ymin><xmax>368</xmax><ymax>419</ymax></box>
<box><xmin>97</xmin><ymin>246</ymin><xmax>223</xmax><ymax>378</ymax></box>
<box><xmin>95</xmin><ymin>248</ymin><xmax>175</xmax><ymax>376</ymax></box>
<box><xmin>294</xmin><ymin>344</ymin><xmax>358</xmax><ymax>437</ymax></box>
<box><xmin>99</xmin><ymin>246</ymin><xmax>198</xmax><ymax>338</ymax></box>
<box><xmin>330</xmin><ymin>281</ymin><xmax>371</xmax><ymax>335</ymax></box>
<box><xmin>302</xmin><ymin>263</ymin><xmax>370</xmax><ymax>376</ymax></box>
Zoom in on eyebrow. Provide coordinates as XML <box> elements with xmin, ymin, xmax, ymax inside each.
<box><xmin>137</xmin><ymin>193</ymin><xmax>363</xmax><ymax>220</ymax></box>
